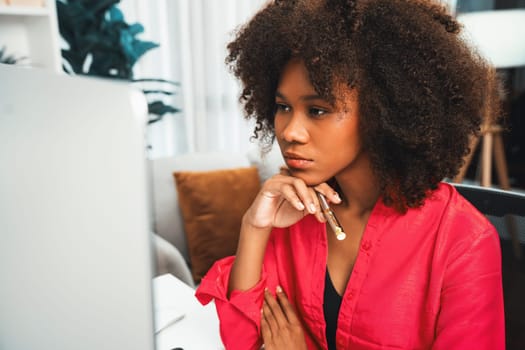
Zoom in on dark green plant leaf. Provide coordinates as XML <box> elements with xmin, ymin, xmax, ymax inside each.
<box><xmin>89</xmin><ymin>52</ymin><xmax>132</xmax><ymax>79</ymax></box>
<box><xmin>128</xmin><ymin>41</ymin><xmax>159</xmax><ymax>67</ymax></box>
<box><xmin>105</xmin><ymin>2</ymin><xmax>124</xmax><ymax>20</ymax></box>
<box><xmin>147</xmin><ymin>101</ymin><xmax>182</xmax><ymax>124</ymax></box>
<box><xmin>127</xmin><ymin>23</ymin><xmax>145</xmax><ymax>36</ymax></box>
<box><xmin>0</xmin><ymin>46</ymin><xmax>26</xmax><ymax>64</ymax></box>
<box><xmin>142</xmin><ymin>90</ymin><xmax>177</xmax><ymax>96</ymax></box>
<box><xmin>57</xmin><ymin>0</ymin><xmax>181</xmax><ymax>118</ymax></box>
<box><xmin>61</xmin><ymin>49</ymin><xmax>86</xmax><ymax>73</ymax></box>
<box><xmin>132</xmin><ymin>78</ymin><xmax>181</xmax><ymax>86</ymax></box>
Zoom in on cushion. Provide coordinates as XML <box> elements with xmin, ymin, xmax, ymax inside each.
<box><xmin>173</xmin><ymin>167</ymin><xmax>261</xmax><ymax>283</ymax></box>
<box><xmin>151</xmin><ymin>153</ymin><xmax>251</xmax><ymax>264</ymax></box>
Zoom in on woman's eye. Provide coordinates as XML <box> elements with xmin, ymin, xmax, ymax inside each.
<box><xmin>309</xmin><ymin>107</ymin><xmax>327</xmax><ymax>117</ymax></box>
<box><xmin>275</xmin><ymin>103</ymin><xmax>290</xmax><ymax>113</ymax></box>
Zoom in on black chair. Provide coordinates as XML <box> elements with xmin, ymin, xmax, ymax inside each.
<box><xmin>453</xmin><ymin>183</ymin><xmax>524</xmax><ymax>260</ymax></box>
<box><xmin>453</xmin><ymin>183</ymin><xmax>525</xmax><ymax>218</ymax></box>
<box><xmin>452</xmin><ymin>183</ymin><xmax>525</xmax><ymax>350</ymax></box>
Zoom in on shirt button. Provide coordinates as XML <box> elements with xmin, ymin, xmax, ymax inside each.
<box><xmin>361</xmin><ymin>240</ymin><xmax>372</xmax><ymax>251</ymax></box>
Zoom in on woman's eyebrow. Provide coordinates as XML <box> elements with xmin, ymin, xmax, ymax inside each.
<box><xmin>275</xmin><ymin>91</ymin><xmax>324</xmax><ymax>102</ymax></box>
<box><xmin>275</xmin><ymin>91</ymin><xmax>286</xmax><ymax>100</ymax></box>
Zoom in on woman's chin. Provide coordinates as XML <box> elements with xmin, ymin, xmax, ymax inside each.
<box><xmin>287</xmin><ymin>169</ymin><xmax>328</xmax><ymax>187</ymax></box>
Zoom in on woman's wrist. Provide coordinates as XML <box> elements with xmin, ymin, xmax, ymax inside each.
<box><xmin>241</xmin><ymin>213</ymin><xmax>273</xmax><ymax>236</ymax></box>
<box><xmin>237</xmin><ymin>215</ymin><xmax>272</xmax><ymax>258</ymax></box>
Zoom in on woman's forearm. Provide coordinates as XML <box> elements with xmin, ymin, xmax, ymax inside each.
<box><xmin>228</xmin><ymin>215</ymin><xmax>272</xmax><ymax>296</ymax></box>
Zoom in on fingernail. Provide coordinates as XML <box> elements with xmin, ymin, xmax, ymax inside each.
<box><xmin>264</xmin><ymin>287</ymin><xmax>269</xmax><ymax>293</ymax></box>
<box><xmin>296</xmin><ymin>201</ymin><xmax>305</xmax><ymax>210</ymax></box>
<box><xmin>333</xmin><ymin>192</ymin><xmax>341</xmax><ymax>203</ymax></box>
<box><xmin>309</xmin><ymin>203</ymin><xmax>316</xmax><ymax>213</ymax></box>
<box><xmin>276</xmin><ymin>285</ymin><xmax>283</xmax><ymax>293</ymax></box>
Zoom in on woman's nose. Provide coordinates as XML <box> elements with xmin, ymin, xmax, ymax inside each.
<box><xmin>280</xmin><ymin>113</ymin><xmax>309</xmax><ymax>144</ymax></box>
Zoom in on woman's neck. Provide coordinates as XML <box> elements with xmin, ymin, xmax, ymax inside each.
<box><xmin>334</xmin><ymin>154</ymin><xmax>380</xmax><ymax>219</ymax></box>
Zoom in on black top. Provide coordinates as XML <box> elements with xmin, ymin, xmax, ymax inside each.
<box><xmin>323</xmin><ymin>268</ymin><xmax>342</xmax><ymax>350</ymax></box>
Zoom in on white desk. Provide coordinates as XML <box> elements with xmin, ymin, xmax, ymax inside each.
<box><xmin>153</xmin><ymin>274</ymin><xmax>224</xmax><ymax>350</ymax></box>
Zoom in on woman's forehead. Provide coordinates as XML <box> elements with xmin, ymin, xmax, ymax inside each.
<box><xmin>277</xmin><ymin>58</ymin><xmax>358</xmax><ymax>102</ymax></box>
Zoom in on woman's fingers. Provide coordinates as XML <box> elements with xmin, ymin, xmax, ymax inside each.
<box><xmin>287</xmin><ymin>178</ymin><xmax>317</xmax><ymax>215</ymax></box>
<box><xmin>280</xmin><ymin>166</ymin><xmax>340</xmax><ymax>207</ymax></box>
<box><xmin>309</xmin><ymin>188</ymin><xmax>326</xmax><ymax>223</ymax></box>
<box><xmin>278</xmin><ymin>183</ymin><xmax>307</xmax><ymax>212</ymax></box>
<box><xmin>314</xmin><ymin>182</ymin><xmax>342</xmax><ymax>204</ymax></box>
<box><xmin>264</xmin><ymin>287</ymin><xmax>300</xmax><ymax>326</ymax></box>
<box><xmin>275</xmin><ymin>286</ymin><xmax>300</xmax><ymax>325</ymax></box>
<box><xmin>261</xmin><ymin>286</ymin><xmax>308</xmax><ymax>349</ymax></box>
<box><xmin>257</xmin><ymin>170</ymin><xmax>344</xmax><ymax>226</ymax></box>
<box><xmin>261</xmin><ymin>306</ymin><xmax>272</xmax><ymax>341</ymax></box>
<box><xmin>264</xmin><ymin>288</ymin><xmax>287</xmax><ymax>328</ymax></box>
<box><xmin>265</xmin><ymin>175</ymin><xmax>317</xmax><ymax>214</ymax></box>
<box><xmin>280</xmin><ymin>165</ymin><xmax>339</xmax><ymax>204</ymax></box>
<box><xmin>279</xmin><ymin>166</ymin><xmax>291</xmax><ymax>176</ymax></box>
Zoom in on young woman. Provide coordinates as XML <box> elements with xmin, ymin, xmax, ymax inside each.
<box><xmin>196</xmin><ymin>0</ymin><xmax>505</xmax><ymax>349</ymax></box>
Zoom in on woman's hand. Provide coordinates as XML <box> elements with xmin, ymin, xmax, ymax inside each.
<box><xmin>242</xmin><ymin>169</ymin><xmax>341</xmax><ymax>230</ymax></box>
<box><xmin>228</xmin><ymin>169</ymin><xmax>340</xmax><ymax>294</ymax></box>
<box><xmin>261</xmin><ymin>286</ymin><xmax>307</xmax><ymax>350</ymax></box>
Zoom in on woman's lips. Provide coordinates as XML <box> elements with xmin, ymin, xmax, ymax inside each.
<box><xmin>284</xmin><ymin>155</ymin><xmax>313</xmax><ymax>169</ymax></box>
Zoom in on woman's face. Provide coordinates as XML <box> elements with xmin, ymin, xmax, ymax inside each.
<box><xmin>274</xmin><ymin>59</ymin><xmax>366</xmax><ymax>186</ymax></box>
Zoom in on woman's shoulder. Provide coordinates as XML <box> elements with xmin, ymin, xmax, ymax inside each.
<box><xmin>428</xmin><ymin>182</ymin><xmax>488</xmax><ymax>220</ymax></box>
<box><xmin>423</xmin><ymin>182</ymin><xmax>498</xmax><ymax>243</ymax></box>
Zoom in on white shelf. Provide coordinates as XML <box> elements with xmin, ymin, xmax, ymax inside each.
<box><xmin>0</xmin><ymin>5</ymin><xmax>49</xmax><ymax>16</ymax></box>
<box><xmin>0</xmin><ymin>1</ymin><xmax>61</xmax><ymax>72</ymax></box>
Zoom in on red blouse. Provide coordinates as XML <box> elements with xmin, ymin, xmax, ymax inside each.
<box><xmin>196</xmin><ymin>183</ymin><xmax>505</xmax><ymax>349</ymax></box>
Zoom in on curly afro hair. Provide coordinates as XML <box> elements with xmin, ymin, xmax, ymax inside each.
<box><xmin>226</xmin><ymin>0</ymin><xmax>500</xmax><ymax>212</ymax></box>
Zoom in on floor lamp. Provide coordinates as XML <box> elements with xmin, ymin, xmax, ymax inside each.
<box><xmin>454</xmin><ymin>9</ymin><xmax>525</xmax><ymax>259</ymax></box>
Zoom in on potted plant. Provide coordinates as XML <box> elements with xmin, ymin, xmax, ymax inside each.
<box><xmin>56</xmin><ymin>0</ymin><xmax>180</xmax><ymax>123</ymax></box>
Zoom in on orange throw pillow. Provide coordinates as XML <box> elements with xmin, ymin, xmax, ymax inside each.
<box><xmin>173</xmin><ymin>167</ymin><xmax>260</xmax><ymax>283</ymax></box>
